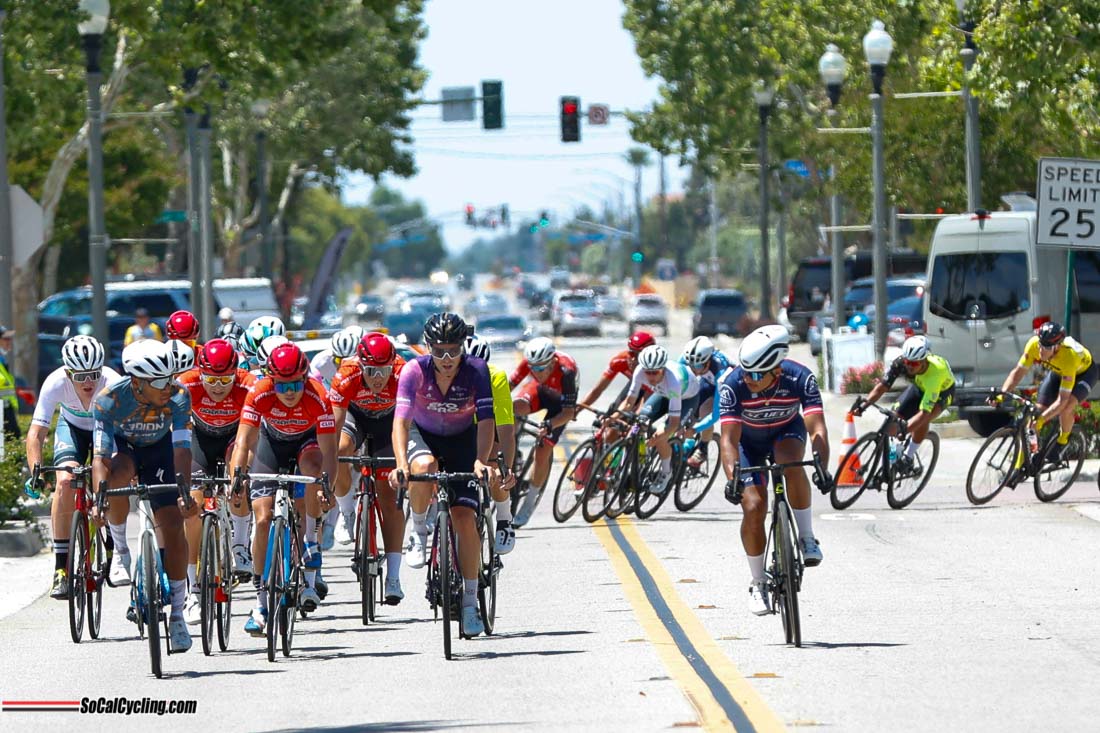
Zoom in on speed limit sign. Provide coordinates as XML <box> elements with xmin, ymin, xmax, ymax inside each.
<box><xmin>1037</xmin><ymin>157</ymin><xmax>1100</xmax><ymax>248</ymax></box>
<box><xmin>587</xmin><ymin>104</ymin><xmax>610</xmax><ymax>125</ymax></box>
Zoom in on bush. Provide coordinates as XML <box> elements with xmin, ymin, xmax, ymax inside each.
<box><xmin>1076</xmin><ymin>400</ymin><xmax>1100</xmax><ymax>458</ymax></box>
<box><xmin>841</xmin><ymin>362</ymin><xmax>884</xmax><ymax>395</ymax></box>
<box><xmin>0</xmin><ymin>415</ymin><xmax>49</xmax><ymax>528</ymax></box>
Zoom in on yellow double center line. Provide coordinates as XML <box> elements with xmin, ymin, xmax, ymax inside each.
<box><xmin>593</xmin><ymin>517</ymin><xmax>785</xmax><ymax>732</ymax></box>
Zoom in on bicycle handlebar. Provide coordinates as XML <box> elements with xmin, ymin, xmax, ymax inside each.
<box><xmin>727</xmin><ymin>451</ymin><xmax>831</xmax><ymax>504</ymax></box>
<box><xmin>851</xmin><ymin>397</ymin><xmax>907</xmax><ymax>424</ymax></box>
<box><xmin>96</xmin><ymin>474</ymin><xmax>193</xmax><ymax>512</ymax></box>
<box><xmin>989</xmin><ymin>389</ymin><xmax>1043</xmax><ymax>414</ymax></box>
<box><xmin>339</xmin><ymin>455</ymin><xmax>398</xmax><ymax>469</ymax></box>
<box><xmin>238</xmin><ymin>470</ymin><xmax>333</xmax><ymax>504</ymax></box>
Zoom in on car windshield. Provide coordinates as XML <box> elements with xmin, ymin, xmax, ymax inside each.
<box><xmin>887</xmin><ymin>295</ymin><xmax>923</xmax><ymax>319</ymax></box>
<box><xmin>928</xmin><ymin>252</ymin><xmax>1028</xmax><ymax>321</ymax></box>
<box><xmin>847</xmin><ymin>282</ymin><xmax>923</xmax><ymax>309</ymax></box>
<box><xmin>701</xmin><ymin>294</ymin><xmax>744</xmax><ymax>308</ymax></box>
<box><xmin>40</xmin><ymin>296</ymin><xmax>91</xmax><ymax>317</ymax></box>
<box><xmin>478</xmin><ymin>316</ymin><xmax>524</xmax><ymax>330</ymax></box>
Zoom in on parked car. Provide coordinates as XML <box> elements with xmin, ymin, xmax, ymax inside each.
<box><xmin>627</xmin><ymin>294</ymin><xmax>670</xmax><ymax>336</ymax></box>
<box><xmin>382</xmin><ymin>311</ymin><xmax>427</xmax><ymax>344</ymax></box>
<box><xmin>36</xmin><ymin>314</ymin><xmax>137</xmax><ymax>371</ymax></box>
<box><xmin>551</xmin><ymin>290</ymin><xmax>600</xmax><ymax>337</ymax></box>
<box><xmin>596</xmin><ymin>294</ymin><xmax>625</xmax><ymax>320</ymax></box>
<box><xmin>531</xmin><ymin>287</ymin><xmax>553</xmax><ymax>321</ymax></box>
<box><xmin>354</xmin><ymin>293</ymin><xmax>385</xmax><ymax>321</ymax></box>
<box><xmin>807</xmin><ymin>278</ymin><xmax>926</xmax><ymax>356</ymax></box>
<box><xmin>692</xmin><ymin>289</ymin><xmax>746</xmax><ymax>338</ymax></box>
<box><xmin>474</xmin><ymin>314</ymin><xmax>530</xmax><ymax>351</ymax></box>
<box><xmin>465</xmin><ymin>292</ymin><xmax>509</xmax><ymax>322</ymax></box>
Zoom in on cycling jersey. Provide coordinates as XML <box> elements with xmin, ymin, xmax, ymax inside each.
<box><xmin>310</xmin><ymin>349</ymin><xmax>340</xmax><ymax>387</ymax></box>
<box><xmin>677</xmin><ymin>351</ymin><xmax>731</xmax><ymax>389</ymax></box>
<box><xmin>1019</xmin><ymin>335</ymin><xmax>1094</xmax><ymax>392</ymax></box>
<box><xmin>487</xmin><ymin>363</ymin><xmax>515</xmax><ymax>427</ymax></box>
<box><xmin>603</xmin><ymin>350</ymin><xmax>635</xmax><ymax>381</ymax></box>
<box><xmin>395</xmin><ymin>354</ymin><xmax>494</xmax><ymax>436</ymax></box>
<box><xmin>510</xmin><ymin>353</ymin><xmax>579</xmax><ymax>410</ymax></box>
<box><xmin>718</xmin><ymin>361</ymin><xmax>823</xmax><ymax>435</ymax></box>
<box><xmin>92</xmin><ymin>379</ymin><xmax>192</xmax><ymax>457</ymax></box>
<box><xmin>881</xmin><ymin>354</ymin><xmax>955</xmax><ymax>413</ymax></box>
<box><xmin>241</xmin><ymin>377</ymin><xmax>336</xmax><ymax>439</ymax></box>
<box><xmin>693</xmin><ymin>366</ymin><xmax>736</xmax><ymax>433</ymax></box>
<box><xmin>327</xmin><ymin>355</ymin><xmax>406</xmax><ymax>418</ymax></box>
<box><xmin>626</xmin><ymin>362</ymin><xmax>699</xmax><ymax>418</ymax></box>
<box><xmin>32</xmin><ymin>365</ymin><xmax>123</xmax><ymax>431</ymax></box>
<box><xmin>178</xmin><ymin>367</ymin><xmax>256</xmax><ymax>437</ymax></box>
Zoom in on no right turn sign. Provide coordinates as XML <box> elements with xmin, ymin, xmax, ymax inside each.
<box><xmin>1036</xmin><ymin>157</ymin><xmax>1100</xmax><ymax>248</ymax></box>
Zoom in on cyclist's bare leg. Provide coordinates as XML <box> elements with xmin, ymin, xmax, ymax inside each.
<box><xmin>739</xmin><ymin>482</ymin><xmax>768</xmax><ymax>555</ymax></box>
<box><xmin>376</xmin><ymin>478</ymin><xmax>404</xmax><ymax>552</ymax></box>
<box><xmin>531</xmin><ymin>442</ymin><xmax>554</xmax><ymax>492</ymax></box>
<box><xmin>334</xmin><ymin>432</ymin><xmax>356</xmax><ymax>498</ymax></box>
<box><xmin>51</xmin><ymin>462</ymin><xmax>79</xmax><ymax>552</ymax></box>
<box><xmin>452</xmin><ymin>505</ymin><xmax>480</xmax><ymax>583</ymax></box>
<box><xmin>774</xmin><ymin>438</ymin><xmax>811</xmax><ymax>512</ymax></box>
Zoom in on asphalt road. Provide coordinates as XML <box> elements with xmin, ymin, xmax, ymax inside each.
<box><xmin>2</xmin><ymin>291</ymin><xmax>1099</xmax><ymax>731</ymax></box>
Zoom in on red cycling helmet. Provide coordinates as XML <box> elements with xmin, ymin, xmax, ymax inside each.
<box><xmin>266</xmin><ymin>342</ymin><xmax>309</xmax><ymax>380</ymax></box>
<box><xmin>166</xmin><ymin>310</ymin><xmax>200</xmax><ymax>341</ymax></box>
<box><xmin>358</xmin><ymin>332</ymin><xmax>396</xmax><ymax>365</ymax></box>
<box><xmin>198</xmin><ymin>338</ymin><xmax>237</xmax><ymax>375</ymax></box>
<box><xmin>628</xmin><ymin>331</ymin><xmax>656</xmax><ymax>353</ymax></box>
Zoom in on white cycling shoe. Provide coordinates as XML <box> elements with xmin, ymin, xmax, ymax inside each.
<box><xmin>384</xmin><ymin>576</ymin><xmax>404</xmax><ymax>605</ymax></box>
<box><xmin>337</xmin><ymin>512</ymin><xmax>356</xmax><ymax>545</ymax></box>
<box><xmin>300</xmin><ymin>586</ymin><xmax>321</xmax><ymax>613</ymax></box>
<box><xmin>494</xmin><ymin>521</ymin><xmax>516</xmax><ymax>555</ymax></box>
<box><xmin>748</xmin><ymin>580</ymin><xmax>772</xmax><ymax>616</ymax></box>
<box><xmin>110</xmin><ymin>551</ymin><xmax>132</xmax><ymax>587</ymax></box>
<box><xmin>232</xmin><ymin>544</ymin><xmax>253</xmax><ymax>576</ymax></box>
<box><xmin>168</xmin><ymin>618</ymin><xmax>192</xmax><ymax>652</ymax></box>
<box><xmin>461</xmin><ymin>606</ymin><xmax>484</xmax><ymax>637</ymax></box>
<box><xmin>405</xmin><ymin>533</ymin><xmax>429</xmax><ymax>569</ymax></box>
<box><xmin>184</xmin><ymin>593</ymin><xmax>202</xmax><ymax>626</ymax></box>
<box><xmin>800</xmin><ymin>535</ymin><xmax>823</xmax><ymax>567</ymax></box>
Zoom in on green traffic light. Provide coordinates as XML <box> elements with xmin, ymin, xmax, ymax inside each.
<box><xmin>529</xmin><ymin>224</ymin><xmax>539</xmax><ymax>234</ymax></box>
<box><xmin>631</xmin><ymin>251</ymin><xmax>644</xmax><ymax>263</ymax></box>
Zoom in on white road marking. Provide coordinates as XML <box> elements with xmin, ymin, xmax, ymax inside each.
<box><xmin>820</xmin><ymin>512</ymin><xmax>876</xmax><ymax>521</ymax></box>
<box><xmin>1071</xmin><ymin>504</ymin><xmax>1100</xmax><ymax>523</ymax></box>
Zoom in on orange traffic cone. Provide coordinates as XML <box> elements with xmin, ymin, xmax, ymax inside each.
<box><xmin>836</xmin><ymin>411</ymin><xmax>862</xmax><ymax>487</ymax></box>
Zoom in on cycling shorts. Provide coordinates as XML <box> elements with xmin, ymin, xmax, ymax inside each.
<box><xmin>343</xmin><ymin>407</ymin><xmax>394</xmax><ymax>455</ymax></box>
<box><xmin>737</xmin><ymin>415</ymin><xmax>807</xmax><ymax>488</ymax></box>
<box><xmin>1038</xmin><ymin>362</ymin><xmax>1098</xmax><ymax>405</ymax></box>
<box><xmin>639</xmin><ymin>392</ymin><xmax>701</xmax><ymax>425</ymax></box>
<box><xmin>192</xmin><ymin>428</ymin><xmax>235</xmax><ymax>477</ymax></box>
<box><xmin>54</xmin><ymin>419</ymin><xmax>93</xmax><ymax>466</ymax></box>
<box><xmin>514</xmin><ymin>383</ymin><xmax>568</xmax><ymax>445</ymax></box>
<box><xmin>250</xmin><ymin>427</ymin><xmax>319</xmax><ymax>500</ymax></box>
<box><xmin>113</xmin><ymin>432</ymin><xmax>179</xmax><ymax>512</ymax></box>
<box><xmin>407</xmin><ymin>422</ymin><xmax>480</xmax><ymax>511</ymax></box>
<box><xmin>894</xmin><ymin>383</ymin><xmax>956</xmax><ymax>420</ymax></box>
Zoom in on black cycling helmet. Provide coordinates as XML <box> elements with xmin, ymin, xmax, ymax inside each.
<box><xmin>1037</xmin><ymin>321</ymin><xmax>1066</xmax><ymax>348</ymax></box>
<box><xmin>423</xmin><ymin>312</ymin><xmax>468</xmax><ymax>345</ymax></box>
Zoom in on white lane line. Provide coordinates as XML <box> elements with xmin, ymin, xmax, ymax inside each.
<box><xmin>1072</xmin><ymin>504</ymin><xmax>1100</xmax><ymax>523</ymax></box>
<box><xmin>820</xmin><ymin>512</ymin><xmax>877</xmax><ymax>521</ymax></box>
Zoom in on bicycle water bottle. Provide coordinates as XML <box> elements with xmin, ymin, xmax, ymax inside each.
<box><xmin>887</xmin><ymin>438</ymin><xmax>898</xmax><ymax>465</ymax></box>
<box><xmin>1027</xmin><ymin>428</ymin><xmax>1039</xmax><ymax>455</ymax></box>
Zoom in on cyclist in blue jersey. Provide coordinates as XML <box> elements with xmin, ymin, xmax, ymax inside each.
<box><xmin>390</xmin><ymin>312</ymin><xmax>500</xmax><ymax>637</ymax></box>
<box><xmin>91</xmin><ymin>340</ymin><xmax>197</xmax><ymax>651</ymax></box>
<box><xmin>717</xmin><ymin>325</ymin><xmax>830</xmax><ymax>616</ymax></box>
<box><xmin>680</xmin><ymin>336</ymin><xmax>730</xmax><ymax>468</ymax></box>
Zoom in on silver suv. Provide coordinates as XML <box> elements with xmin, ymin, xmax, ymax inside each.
<box><xmin>551</xmin><ymin>290</ymin><xmax>600</xmax><ymax>337</ymax></box>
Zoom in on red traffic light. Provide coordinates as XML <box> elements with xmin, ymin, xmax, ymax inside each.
<box><xmin>465</xmin><ymin>203</ymin><xmax>475</xmax><ymax>215</ymax></box>
<box><xmin>563</xmin><ymin>101</ymin><xmax>577</xmax><ymax>115</ymax></box>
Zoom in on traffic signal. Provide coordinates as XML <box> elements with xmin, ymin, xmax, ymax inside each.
<box><xmin>482</xmin><ymin>80</ymin><xmax>503</xmax><ymax>130</ymax></box>
<box><xmin>465</xmin><ymin>204</ymin><xmax>475</xmax><ymax>226</ymax></box>
<box><xmin>539</xmin><ymin>211</ymin><xmax>550</xmax><ymax>228</ymax></box>
<box><xmin>560</xmin><ymin>96</ymin><xmax>580</xmax><ymax>143</ymax></box>
<box><xmin>631</xmin><ymin>251</ymin><xmax>644</xmax><ymax>263</ymax></box>
<box><xmin>500</xmin><ymin>204</ymin><xmax>509</xmax><ymax>227</ymax></box>
<box><xmin>528</xmin><ymin>222</ymin><xmax>539</xmax><ymax>234</ymax></box>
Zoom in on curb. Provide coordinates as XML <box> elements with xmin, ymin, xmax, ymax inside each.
<box><xmin>0</xmin><ymin>522</ymin><xmax>46</xmax><ymax>557</ymax></box>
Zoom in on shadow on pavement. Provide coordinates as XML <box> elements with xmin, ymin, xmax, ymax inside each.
<box><xmin>260</xmin><ymin>721</ymin><xmax>517</xmax><ymax>733</ymax></box>
<box><xmin>489</xmin><ymin>629</ymin><xmax>593</xmax><ymax>640</ymax></box>
<box><xmin>460</xmin><ymin>648</ymin><xmax>584</xmax><ymax>660</ymax></box>
<box><xmin>798</xmin><ymin>641</ymin><xmax>908</xmax><ymax>650</ymax></box>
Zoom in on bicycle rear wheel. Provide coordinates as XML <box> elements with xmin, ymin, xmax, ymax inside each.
<box><xmin>478</xmin><ymin>505</ymin><xmax>498</xmax><ymax>635</ymax></box>
<box><xmin>553</xmin><ymin>438</ymin><xmax>595</xmax><ymax>523</ymax></box>
<box><xmin>966</xmin><ymin>427</ymin><xmax>1018</xmax><ymax>505</ymax></box>
<box><xmin>67</xmin><ymin>511</ymin><xmax>88</xmax><ymax>644</ymax></box>
<box><xmin>831</xmin><ymin>433</ymin><xmax>879</xmax><ymax>510</ymax></box>
<box><xmin>87</xmin><ymin>523</ymin><xmax>106</xmax><ymax>640</ymax></box>
<box><xmin>283</xmin><ymin>535</ymin><xmax>302</xmax><ymax>657</ymax></box>
<box><xmin>582</xmin><ymin>439</ymin><xmax>627</xmax><ymax>523</ymax></box>
<box><xmin>141</xmin><ymin>533</ymin><xmax>163</xmax><ymax>678</ymax></box>
<box><xmin>266</xmin><ymin>518</ymin><xmax>286</xmax><ymax>663</ymax></box>
<box><xmin>774</xmin><ymin>502</ymin><xmax>801</xmax><ymax>647</ymax></box>
<box><xmin>199</xmin><ymin>514</ymin><xmax>217</xmax><ymax>656</ymax></box>
<box><xmin>216</xmin><ymin>519</ymin><xmax>232</xmax><ymax>651</ymax></box>
<box><xmin>1034</xmin><ymin>429</ymin><xmax>1086</xmax><ymax>502</ymax></box>
<box><xmin>888</xmin><ymin>432</ymin><xmax>940</xmax><ymax>509</ymax></box>
<box><xmin>635</xmin><ymin>450</ymin><xmax>671</xmax><ymax>519</ymax></box>
<box><xmin>356</xmin><ymin>490</ymin><xmax>373</xmax><ymax>625</ymax></box>
<box><xmin>439</xmin><ymin>510</ymin><xmax>453</xmax><ymax>660</ymax></box>
<box><xmin>674</xmin><ymin>442</ymin><xmax>722</xmax><ymax>512</ymax></box>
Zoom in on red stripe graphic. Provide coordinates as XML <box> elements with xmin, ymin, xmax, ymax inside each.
<box><xmin>3</xmin><ymin>701</ymin><xmax>81</xmax><ymax>706</ymax></box>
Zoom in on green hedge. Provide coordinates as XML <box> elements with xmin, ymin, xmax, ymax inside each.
<box><xmin>0</xmin><ymin>415</ymin><xmax>50</xmax><ymax>527</ymax></box>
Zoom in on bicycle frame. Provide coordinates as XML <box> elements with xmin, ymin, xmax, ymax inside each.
<box><xmin>339</xmin><ymin>451</ymin><xmax>397</xmax><ymax>625</ymax></box>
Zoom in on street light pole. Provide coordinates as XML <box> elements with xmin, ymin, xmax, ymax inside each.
<box><xmin>955</xmin><ymin>0</ymin><xmax>982</xmax><ymax>211</ymax></box>
<box><xmin>198</xmin><ymin>108</ymin><xmax>216</xmax><ymax>338</ymax></box>
<box><xmin>864</xmin><ymin>20</ymin><xmax>894</xmax><ymax>361</ymax></box>
<box><xmin>819</xmin><ymin>44</ymin><xmax>850</xmax><ymax>336</ymax></box>
<box><xmin>0</xmin><ymin>3</ymin><xmax>14</xmax><ymax>331</ymax></box>
<box><xmin>753</xmin><ymin>81</ymin><xmax>775</xmax><ymax>321</ymax></box>
<box><xmin>252</xmin><ymin>99</ymin><xmax>272</xmax><ymax>279</ymax></box>
<box><xmin>708</xmin><ymin>173</ymin><xmax>719</xmax><ymax>288</ymax></box>
<box><xmin>79</xmin><ymin>0</ymin><xmax>110</xmax><ymax>347</ymax></box>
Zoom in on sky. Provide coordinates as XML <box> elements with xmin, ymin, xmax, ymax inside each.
<box><xmin>342</xmin><ymin>0</ymin><xmax>685</xmax><ymax>254</ymax></box>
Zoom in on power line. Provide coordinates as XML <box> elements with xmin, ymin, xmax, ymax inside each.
<box><xmin>407</xmin><ymin>147</ymin><xmax>629</xmax><ymax>160</ymax></box>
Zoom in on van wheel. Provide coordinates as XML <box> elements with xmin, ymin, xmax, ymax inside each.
<box><xmin>966</xmin><ymin>411</ymin><xmax>1012</xmax><ymax>438</ymax></box>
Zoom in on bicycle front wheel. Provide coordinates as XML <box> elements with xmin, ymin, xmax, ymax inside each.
<box><xmin>282</xmin><ymin>535</ymin><xmax>302</xmax><ymax>657</ymax></box>
<box><xmin>478</xmin><ymin>505</ymin><xmax>498</xmax><ymax>635</ymax></box>
<box><xmin>888</xmin><ymin>432</ymin><xmax>940</xmax><ymax>509</ymax></box>
<box><xmin>87</xmin><ymin>522</ymin><xmax>106</xmax><ymax>640</ymax></box>
<box><xmin>356</xmin><ymin>491</ymin><xmax>373</xmax><ymax>625</ymax></box>
<box><xmin>1034</xmin><ymin>429</ymin><xmax>1086</xmax><ymax>502</ymax></box>
<box><xmin>67</xmin><ymin>511</ymin><xmax>88</xmax><ymax>643</ymax></box>
<box><xmin>774</xmin><ymin>502</ymin><xmax>801</xmax><ymax>647</ymax></box>
<box><xmin>674</xmin><ymin>442</ymin><xmax>722</xmax><ymax>512</ymax></box>
<box><xmin>216</xmin><ymin>519</ymin><xmax>233</xmax><ymax>651</ymax></box>
<box><xmin>831</xmin><ymin>434</ymin><xmax>879</xmax><ymax>510</ymax></box>
<box><xmin>199</xmin><ymin>514</ymin><xmax>217</xmax><ymax>656</ymax></box>
<box><xmin>966</xmin><ymin>427</ymin><xmax>1018</xmax><ymax>505</ymax></box>
<box><xmin>635</xmin><ymin>449</ymin><xmax>671</xmax><ymax>519</ymax></box>
<box><xmin>266</xmin><ymin>518</ymin><xmax>286</xmax><ymax>663</ymax></box>
<box><xmin>439</xmin><ymin>510</ymin><xmax>453</xmax><ymax>660</ymax></box>
<box><xmin>553</xmin><ymin>438</ymin><xmax>595</xmax><ymax>523</ymax></box>
<box><xmin>141</xmin><ymin>533</ymin><xmax>163</xmax><ymax>678</ymax></box>
<box><xmin>582</xmin><ymin>439</ymin><xmax>628</xmax><ymax>523</ymax></box>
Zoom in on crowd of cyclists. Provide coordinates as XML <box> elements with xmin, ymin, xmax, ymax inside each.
<box><xmin>21</xmin><ymin>292</ymin><xmax>1094</xmax><ymax>655</ymax></box>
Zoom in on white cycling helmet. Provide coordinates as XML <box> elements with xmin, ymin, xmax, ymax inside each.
<box><xmin>61</xmin><ymin>335</ymin><xmax>105</xmax><ymax>372</ymax></box>
<box><xmin>331</xmin><ymin>325</ymin><xmax>365</xmax><ymax>360</ymax></box>
<box><xmin>524</xmin><ymin>336</ymin><xmax>556</xmax><ymax>365</ymax></box>
<box><xmin>639</xmin><ymin>344</ymin><xmax>669</xmax><ymax>370</ymax></box>
<box><xmin>218</xmin><ymin>306</ymin><xmax>235</xmax><ymax>321</ymax></box>
<box><xmin>248</xmin><ymin>315</ymin><xmax>286</xmax><ymax>338</ymax></box>
<box><xmin>683</xmin><ymin>336</ymin><xmax>715</xmax><ymax>367</ymax></box>
<box><xmin>165</xmin><ymin>339</ymin><xmax>195</xmax><ymax>374</ymax></box>
<box><xmin>465</xmin><ymin>335</ymin><xmax>491</xmax><ymax>362</ymax></box>
<box><xmin>122</xmin><ymin>340</ymin><xmax>175</xmax><ymax>380</ymax></box>
<box><xmin>901</xmin><ymin>335</ymin><xmax>930</xmax><ymax>361</ymax></box>
<box><xmin>738</xmin><ymin>325</ymin><xmax>790</xmax><ymax>373</ymax></box>
<box><xmin>256</xmin><ymin>335</ymin><xmax>290</xmax><ymax>367</ymax></box>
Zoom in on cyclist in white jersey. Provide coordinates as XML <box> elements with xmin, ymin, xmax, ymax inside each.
<box><xmin>310</xmin><ymin>325</ymin><xmax>364</xmax><ymax>388</ymax></box>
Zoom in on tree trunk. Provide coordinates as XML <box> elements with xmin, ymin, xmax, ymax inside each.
<box><xmin>12</xmin><ymin>251</ymin><xmax>43</xmax><ymax>387</ymax></box>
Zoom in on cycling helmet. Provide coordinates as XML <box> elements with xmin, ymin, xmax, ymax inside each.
<box><xmin>198</xmin><ymin>338</ymin><xmax>237</xmax><ymax>375</ymax></box>
<box><xmin>218</xmin><ymin>306</ymin><xmax>235</xmax><ymax>322</ymax></box>
<box><xmin>248</xmin><ymin>315</ymin><xmax>286</xmax><ymax>338</ymax></box>
<box><xmin>241</xmin><ymin>318</ymin><xmax>283</xmax><ymax>357</ymax></box>
<box><xmin>267</xmin><ymin>342</ymin><xmax>309</xmax><ymax>380</ymax></box>
<box><xmin>738</xmin><ymin>325</ymin><xmax>790</xmax><ymax>373</ymax></box>
<box><xmin>165</xmin><ymin>339</ymin><xmax>195</xmax><ymax>373</ymax></box>
<box><xmin>465</xmin><ymin>335</ymin><xmax>491</xmax><ymax>362</ymax></box>
<box><xmin>61</xmin><ymin>335</ymin><xmax>105</xmax><ymax>372</ymax></box>
<box><xmin>423</xmin><ymin>312</ymin><xmax>468</xmax><ymax>345</ymax></box>
<box><xmin>217</xmin><ymin>321</ymin><xmax>244</xmax><ymax>342</ymax></box>
<box><xmin>331</xmin><ymin>325</ymin><xmax>365</xmax><ymax>359</ymax></box>
<box><xmin>524</xmin><ymin>336</ymin><xmax>556</xmax><ymax>365</ymax></box>
<box><xmin>122</xmin><ymin>340</ymin><xmax>175</xmax><ymax>380</ymax></box>
<box><xmin>1037</xmin><ymin>321</ymin><xmax>1066</xmax><ymax>348</ymax></box>
<box><xmin>166</xmin><ymin>310</ymin><xmax>200</xmax><ymax>341</ymax></box>
<box><xmin>900</xmin><ymin>335</ymin><xmax>930</xmax><ymax>362</ymax></box>
<box><xmin>627</xmin><ymin>330</ymin><xmax>656</xmax><ymax>353</ymax></box>
<box><xmin>638</xmin><ymin>344</ymin><xmax>669</xmax><ymax>370</ymax></box>
<box><xmin>683</xmin><ymin>336</ymin><xmax>715</xmax><ymax>367</ymax></box>
<box><xmin>256</xmin><ymin>335</ymin><xmax>290</xmax><ymax>368</ymax></box>
<box><xmin>357</xmin><ymin>332</ymin><xmax>396</xmax><ymax>365</ymax></box>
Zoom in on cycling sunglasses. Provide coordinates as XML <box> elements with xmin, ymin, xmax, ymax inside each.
<box><xmin>144</xmin><ymin>376</ymin><xmax>173</xmax><ymax>390</ymax></box>
<box><xmin>67</xmin><ymin>369</ymin><xmax>101</xmax><ymax>383</ymax></box>
<box><xmin>362</xmin><ymin>365</ymin><xmax>392</xmax><ymax>379</ymax></box>
<box><xmin>902</xmin><ymin>359</ymin><xmax>923</xmax><ymax>369</ymax></box>
<box><xmin>274</xmin><ymin>379</ymin><xmax>305</xmax><ymax>394</ymax></box>
<box><xmin>201</xmin><ymin>374</ymin><xmax>235</xmax><ymax>386</ymax></box>
<box><xmin>744</xmin><ymin>370</ymin><xmax>770</xmax><ymax>382</ymax></box>
<box><xmin>430</xmin><ymin>346</ymin><xmax>462</xmax><ymax>360</ymax></box>
<box><xmin>643</xmin><ymin>368</ymin><xmax>664</xmax><ymax>377</ymax></box>
<box><xmin>530</xmin><ymin>361</ymin><xmax>553</xmax><ymax>372</ymax></box>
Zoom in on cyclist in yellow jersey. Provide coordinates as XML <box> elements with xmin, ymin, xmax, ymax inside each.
<box><xmin>999</xmin><ymin>322</ymin><xmax>1096</xmax><ymax>460</ymax></box>
<box><xmin>854</xmin><ymin>335</ymin><xmax>955</xmax><ymax>470</ymax></box>
<box><xmin>466</xmin><ymin>335</ymin><xmax>518</xmax><ymax>554</ymax></box>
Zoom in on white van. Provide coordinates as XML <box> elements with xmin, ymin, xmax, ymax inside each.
<box><xmin>212</xmin><ymin>277</ymin><xmax>280</xmax><ymax>325</ymax></box>
<box><xmin>924</xmin><ymin>205</ymin><xmax>1100</xmax><ymax>434</ymax></box>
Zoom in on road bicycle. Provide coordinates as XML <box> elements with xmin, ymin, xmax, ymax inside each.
<box><xmin>831</xmin><ymin>398</ymin><xmax>940</xmax><ymax>510</ymax></box>
<box><xmin>235</xmin><ymin>469</ymin><xmax>331</xmax><ymax>662</ymax></box>
<box><xmin>339</xmin><ymin>447</ymin><xmax>397</xmax><ymax>625</ymax></box>
<box><xmin>729</xmin><ymin>453</ymin><xmax>829</xmax><ymax>648</ymax></box>
<box><xmin>551</xmin><ymin>405</ymin><xmax>612</xmax><ymax>523</ymax></box>
<box><xmin>193</xmin><ymin>467</ymin><xmax>234</xmax><ymax>656</ymax></box>
<box><xmin>97</xmin><ymin>476</ymin><xmax>192</xmax><ymax>679</ymax></box>
<box><xmin>671</xmin><ymin>432</ymin><xmax>723</xmax><ymax>513</ymax></box>
<box><xmin>33</xmin><ymin>463</ymin><xmax>112</xmax><ymax>644</ymax></box>
<box><xmin>400</xmin><ymin>462</ymin><xmax>499</xmax><ymax>660</ymax></box>
<box><xmin>966</xmin><ymin>390</ymin><xmax>1086</xmax><ymax>504</ymax></box>
<box><xmin>509</xmin><ymin>415</ymin><xmax>549</xmax><ymax>519</ymax></box>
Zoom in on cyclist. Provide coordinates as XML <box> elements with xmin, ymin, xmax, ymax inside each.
<box><xmin>465</xmin><ymin>334</ymin><xmax>518</xmax><ymax>554</ymax></box>
<box><xmin>216</xmin><ymin>321</ymin><xmax>245</xmax><ymax>351</ymax></box>
<box><xmin>239</xmin><ymin>316</ymin><xmax>286</xmax><ymax>373</ymax></box>
<box><xmin>25</xmin><ymin>336</ymin><xmax>122</xmax><ymax>599</ymax></box>
<box><xmin>617</xmin><ymin>344</ymin><xmax>700</xmax><ymax>494</ymax></box>
<box><xmin>998</xmin><ymin>321</ymin><xmax>1096</xmax><ymax>461</ymax></box>
<box><xmin>328</xmin><ymin>332</ymin><xmax>407</xmax><ymax>604</ymax></box>
<box><xmin>229</xmin><ymin>342</ymin><xmax>337</xmax><ymax>636</ymax></box>
<box><xmin>177</xmin><ymin>338</ymin><xmax>257</xmax><ymax>624</ymax></box>
<box><xmin>509</xmin><ymin>336</ymin><xmax>579</xmax><ymax>527</ymax></box>
<box><xmin>579</xmin><ymin>331</ymin><xmax>656</xmax><ymax>411</ymax></box>
<box><xmin>166</xmin><ymin>310</ymin><xmax>202</xmax><ymax>360</ymax></box>
<box><xmin>390</xmin><ymin>312</ymin><xmax>499</xmax><ymax>637</ymax></box>
<box><xmin>91</xmin><ymin>339</ymin><xmax>197</xmax><ymax>651</ymax></box>
<box><xmin>680</xmin><ymin>336</ymin><xmax>731</xmax><ymax>468</ymax></box>
<box><xmin>311</xmin><ymin>325</ymin><xmax>365</xmax><ymax>387</ymax></box>
<box><xmin>853</xmin><ymin>335</ymin><xmax>955</xmax><ymax>471</ymax></box>
<box><xmin>718</xmin><ymin>325</ymin><xmax>829</xmax><ymax>616</ymax></box>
